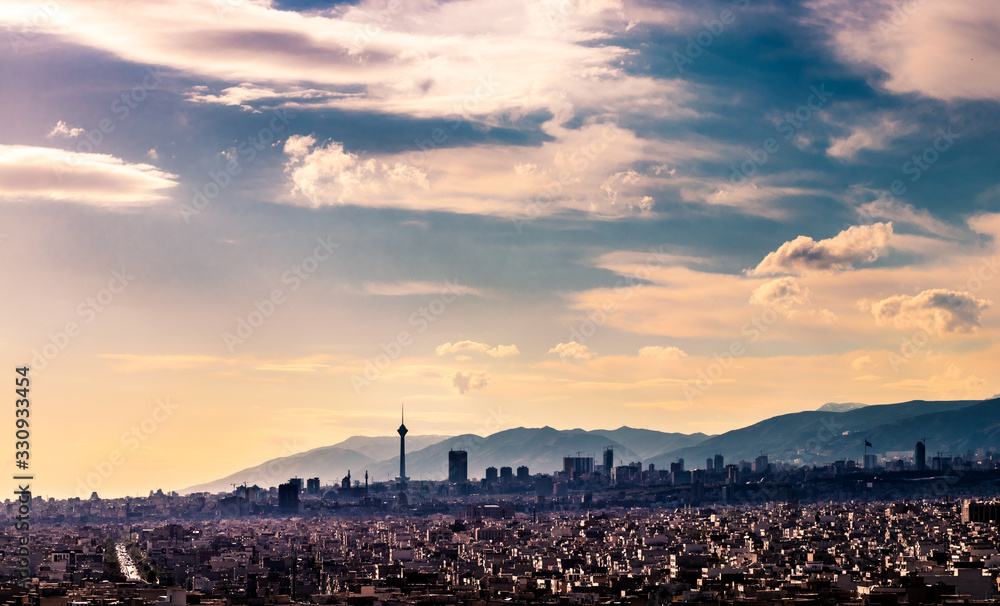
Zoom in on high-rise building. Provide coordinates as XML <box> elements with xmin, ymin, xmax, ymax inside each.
<box><xmin>448</xmin><ymin>450</ymin><xmax>468</xmax><ymax>483</ymax></box>
<box><xmin>485</xmin><ymin>466</ymin><xmax>498</xmax><ymax>482</ymax></box>
<box><xmin>563</xmin><ymin>456</ymin><xmax>594</xmax><ymax>477</ymax></box>
<box><xmin>278</xmin><ymin>483</ymin><xmax>299</xmax><ymax>512</ymax></box>
<box><xmin>603</xmin><ymin>447</ymin><xmax>614</xmax><ymax>477</ymax></box>
<box><xmin>516</xmin><ymin>465</ymin><xmax>529</xmax><ymax>479</ymax></box>
<box><xmin>306</xmin><ymin>477</ymin><xmax>320</xmax><ymax>495</ymax></box>
<box><xmin>754</xmin><ymin>454</ymin><xmax>769</xmax><ymax>473</ymax></box>
<box><xmin>500</xmin><ymin>466</ymin><xmax>513</xmax><ymax>481</ymax></box>
<box><xmin>915</xmin><ymin>440</ymin><xmax>926</xmax><ymax>471</ymax></box>
<box><xmin>288</xmin><ymin>477</ymin><xmax>304</xmax><ymax>493</ymax></box>
<box><xmin>706</xmin><ymin>458</ymin><xmax>714</xmax><ymax>470</ymax></box>
<box><xmin>397</xmin><ymin>404</ymin><xmax>408</xmax><ymax>483</ymax></box>
<box><xmin>714</xmin><ymin>454</ymin><xmax>724</xmax><ymax>470</ymax></box>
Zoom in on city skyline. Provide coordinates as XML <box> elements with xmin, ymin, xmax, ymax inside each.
<box><xmin>1</xmin><ymin>0</ymin><xmax>999</xmax><ymax>499</ymax></box>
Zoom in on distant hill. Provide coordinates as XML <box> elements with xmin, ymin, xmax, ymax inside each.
<box><xmin>820</xmin><ymin>398</ymin><xmax>1000</xmax><ymax>458</ymax></box>
<box><xmin>648</xmin><ymin>399</ymin><xmax>996</xmax><ymax>468</ymax></box>
<box><xmin>818</xmin><ymin>402</ymin><xmax>868</xmax><ymax>413</ymax></box>
<box><xmin>365</xmin><ymin>427</ymin><xmax>643</xmax><ymax>482</ymax></box>
<box><xmin>182</xmin><ymin>446</ymin><xmax>377</xmax><ymax>494</ymax></box>
<box><xmin>590</xmin><ymin>427</ymin><xmax>711</xmax><ymax>460</ymax></box>
<box><xmin>331</xmin><ymin>434</ymin><xmax>451</xmax><ymax>462</ymax></box>
<box><xmin>181</xmin><ymin>398</ymin><xmax>1000</xmax><ymax>494</ymax></box>
<box><xmin>181</xmin><ymin>426</ymin><xmax>705</xmax><ymax>494</ymax></box>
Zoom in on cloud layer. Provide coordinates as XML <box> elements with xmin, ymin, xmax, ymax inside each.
<box><xmin>871</xmin><ymin>289</ymin><xmax>991</xmax><ymax>335</ymax></box>
<box><xmin>0</xmin><ymin>144</ymin><xmax>178</xmax><ymax>205</ymax></box>
<box><xmin>749</xmin><ymin>223</ymin><xmax>894</xmax><ymax>276</ymax></box>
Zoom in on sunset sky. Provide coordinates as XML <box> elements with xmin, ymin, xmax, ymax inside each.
<box><xmin>1</xmin><ymin>0</ymin><xmax>998</xmax><ymax>498</ymax></box>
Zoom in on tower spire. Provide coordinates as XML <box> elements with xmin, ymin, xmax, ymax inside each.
<box><xmin>397</xmin><ymin>402</ymin><xmax>408</xmax><ymax>485</ymax></box>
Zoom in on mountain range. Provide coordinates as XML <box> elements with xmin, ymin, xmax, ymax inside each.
<box><xmin>182</xmin><ymin>397</ymin><xmax>1000</xmax><ymax>494</ymax></box>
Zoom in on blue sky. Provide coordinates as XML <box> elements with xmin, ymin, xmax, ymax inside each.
<box><xmin>1</xmin><ymin>0</ymin><xmax>998</xmax><ymax>497</ymax></box>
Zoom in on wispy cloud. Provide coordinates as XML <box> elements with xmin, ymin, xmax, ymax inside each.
<box><xmin>0</xmin><ymin>145</ymin><xmax>178</xmax><ymax>205</ymax></box>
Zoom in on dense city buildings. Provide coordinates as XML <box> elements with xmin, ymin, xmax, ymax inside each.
<box><xmin>8</xmin><ymin>491</ymin><xmax>1000</xmax><ymax>605</ymax></box>
<box><xmin>10</xmin><ymin>420</ymin><xmax>1000</xmax><ymax>604</ymax></box>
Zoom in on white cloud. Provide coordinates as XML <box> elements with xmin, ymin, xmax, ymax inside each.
<box><xmin>11</xmin><ymin>0</ymin><xmax>687</xmax><ymax>123</ymax></box>
<box><xmin>851</xmin><ymin>355</ymin><xmax>872</xmax><ymax>370</ymax></box>
<box><xmin>749</xmin><ymin>277</ymin><xmax>811</xmax><ymax>315</ymax></box>
<box><xmin>46</xmin><ymin>121</ymin><xmax>84</xmax><ymax>139</ymax></box>
<box><xmin>807</xmin><ymin>0</ymin><xmax>1000</xmax><ymax>101</ymax></box>
<box><xmin>857</xmin><ymin>197</ymin><xmax>964</xmax><ymax>239</ymax></box>
<box><xmin>436</xmin><ymin>341</ymin><xmax>519</xmax><ymax>357</ymax></box>
<box><xmin>637</xmin><ymin>345</ymin><xmax>687</xmax><ymax>360</ymax></box>
<box><xmin>548</xmin><ymin>341</ymin><xmax>595</xmax><ymax>360</ymax></box>
<box><xmin>0</xmin><ymin>144</ymin><xmax>178</xmax><ymax>205</ymax></box>
<box><xmin>284</xmin><ymin>135</ymin><xmax>429</xmax><ymax>207</ymax></box>
<box><xmin>827</xmin><ymin>115</ymin><xmax>917</xmax><ymax>159</ymax></box>
<box><xmin>451</xmin><ymin>370</ymin><xmax>490</xmax><ymax>395</ymax></box>
<box><xmin>749</xmin><ymin>222</ymin><xmax>894</xmax><ymax>276</ymax></box>
<box><xmin>882</xmin><ymin>364</ymin><xmax>986</xmax><ymax>395</ymax></box>
<box><xmin>871</xmin><ymin>289</ymin><xmax>991</xmax><ymax>335</ymax></box>
<box><xmin>359</xmin><ymin>281</ymin><xmax>484</xmax><ymax>297</ymax></box>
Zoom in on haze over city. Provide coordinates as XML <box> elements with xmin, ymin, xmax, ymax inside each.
<box><xmin>0</xmin><ymin>0</ymin><xmax>998</xmax><ymax>499</ymax></box>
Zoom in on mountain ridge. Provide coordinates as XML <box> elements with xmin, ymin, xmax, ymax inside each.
<box><xmin>182</xmin><ymin>398</ymin><xmax>1000</xmax><ymax>494</ymax></box>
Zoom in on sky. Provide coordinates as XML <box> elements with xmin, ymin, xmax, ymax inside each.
<box><xmin>0</xmin><ymin>0</ymin><xmax>998</xmax><ymax>498</ymax></box>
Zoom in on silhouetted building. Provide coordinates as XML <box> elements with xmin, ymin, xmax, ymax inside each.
<box><xmin>288</xmin><ymin>477</ymin><xmax>303</xmax><ymax>493</ymax></box>
<box><xmin>563</xmin><ymin>456</ymin><xmax>594</xmax><ymax>478</ymax></box>
<box><xmin>754</xmin><ymin>455</ymin><xmax>769</xmax><ymax>473</ymax></box>
<box><xmin>278</xmin><ymin>483</ymin><xmax>299</xmax><ymax>512</ymax></box>
<box><xmin>397</xmin><ymin>405</ymin><xmax>408</xmax><ymax>483</ymax></box>
<box><xmin>714</xmin><ymin>454</ymin><xmax>724</xmax><ymax>470</ymax></box>
<box><xmin>916</xmin><ymin>440</ymin><xmax>926</xmax><ymax>471</ymax></box>
<box><xmin>306</xmin><ymin>477</ymin><xmax>320</xmax><ymax>495</ymax></box>
<box><xmin>517</xmin><ymin>465</ymin><xmax>529</xmax><ymax>479</ymax></box>
<box><xmin>465</xmin><ymin>504</ymin><xmax>515</xmax><ymax>520</ymax></box>
<box><xmin>500</xmin><ymin>466</ymin><xmax>513</xmax><ymax>481</ymax></box>
<box><xmin>485</xmin><ymin>466</ymin><xmax>498</xmax><ymax>482</ymax></box>
<box><xmin>448</xmin><ymin>450</ymin><xmax>468</xmax><ymax>483</ymax></box>
<box><xmin>603</xmin><ymin>447</ymin><xmax>614</xmax><ymax>477</ymax></box>
<box><xmin>962</xmin><ymin>500</ymin><xmax>1000</xmax><ymax>523</ymax></box>
<box><xmin>706</xmin><ymin>457</ymin><xmax>714</xmax><ymax>470</ymax></box>
<box><xmin>670</xmin><ymin>458</ymin><xmax>685</xmax><ymax>474</ymax></box>
<box><xmin>341</xmin><ymin>471</ymin><xmax>351</xmax><ymax>490</ymax></box>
